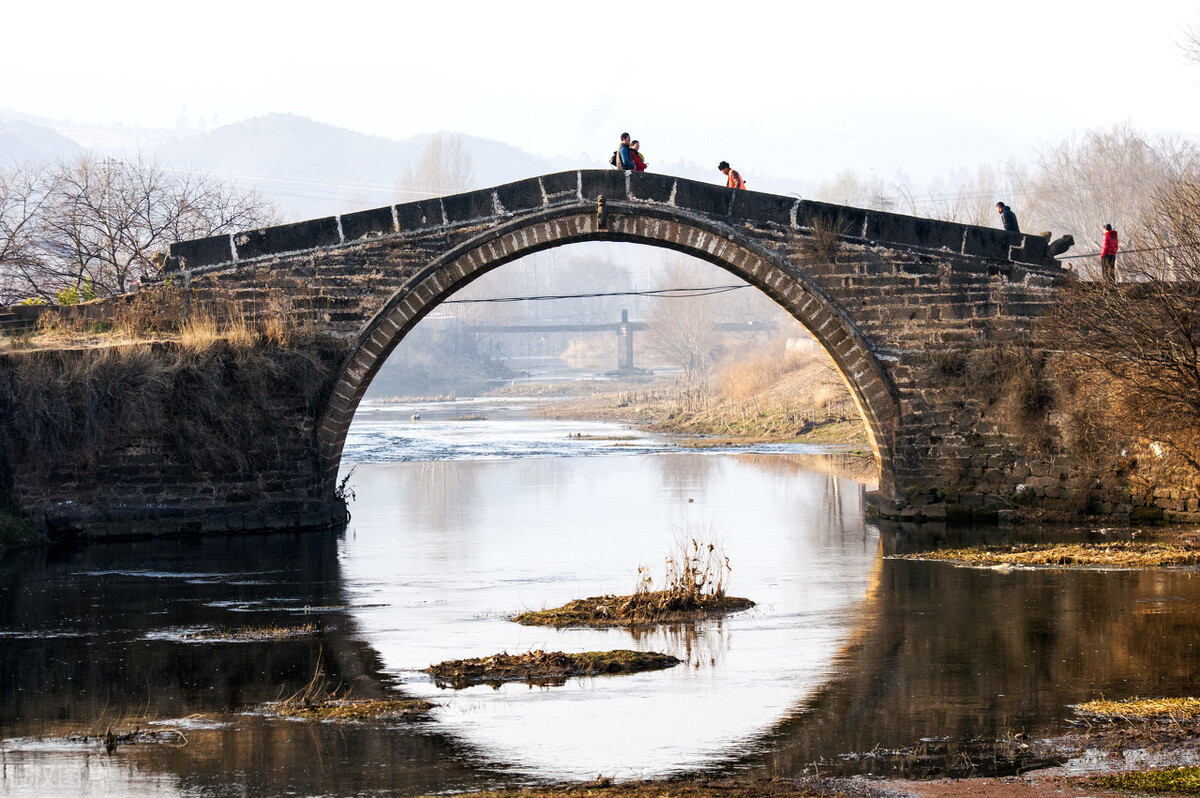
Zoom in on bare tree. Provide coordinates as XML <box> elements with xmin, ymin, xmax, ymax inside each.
<box><xmin>1047</xmin><ymin>174</ymin><xmax>1200</xmax><ymax>482</ymax></box>
<box><xmin>396</xmin><ymin>133</ymin><xmax>476</xmax><ymax>201</ymax></box>
<box><xmin>1021</xmin><ymin>124</ymin><xmax>1198</xmax><ymax>278</ymax></box>
<box><xmin>1182</xmin><ymin>18</ymin><xmax>1200</xmax><ymax>65</ymax></box>
<box><xmin>10</xmin><ymin>154</ymin><xmax>275</xmax><ymax>301</ymax></box>
<box><xmin>921</xmin><ymin>163</ymin><xmax>1029</xmax><ymax>227</ymax></box>
<box><xmin>813</xmin><ymin>168</ymin><xmax>914</xmax><ymax>213</ymax></box>
<box><xmin>0</xmin><ymin>163</ymin><xmax>56</xmax><ymax>304</ymax></box>
<box><xmin>645</xmin><ymin>259</ymin><xmax>722</xmax><ymax>386</ymax></box>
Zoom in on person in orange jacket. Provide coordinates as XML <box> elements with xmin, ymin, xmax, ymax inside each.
<box><xmin>718</xmin><ymin>161</ymin><xmax>745</xmax><ymax>189</ymax></box>
<box><xmin>1100</xmin><ymin>224</ymin><xmax>1119</xmax><ymax>282</ymax></box>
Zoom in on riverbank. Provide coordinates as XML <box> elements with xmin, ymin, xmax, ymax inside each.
<box><xmin>891</xmin><ymin>530</ymin><xmax>1200</xmax><ymax>568</ymax></box>
<box><xmin>414</xmin><ymin>711</ymin><xmax>1200</xmax><ymax>797</ymax></box>
<box><xmin>491</xmin><ymin>379</ymin><xmax>869</xmax><ymax>448</ymax></box>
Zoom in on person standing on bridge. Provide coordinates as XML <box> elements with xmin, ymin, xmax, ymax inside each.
<box><xmin>616</xmin><ymin>133</ymin><xmax>636</xmax><ymax>171</ymax></box>
<box><xmin>995</xmin><ymin>202</ymin><xmax>1019</xmax><ymax>233</ymax></box>
<box><xmin>1100</xmin><ymin>224</ymin><xmax>1119</xmax><ymax>283</ymax></box>
<box><xmin>718</xmin><ymin>161</ymin><xmax>745</xmax><ymax>189</ymax></box>
<box><xmin>631</xmin><ymin>140</ymin><xmax>648</xmax><ymax>172</ymax></box>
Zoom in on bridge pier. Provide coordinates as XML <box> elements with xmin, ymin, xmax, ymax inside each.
<box><xmin>617</xmin><ymin>309</ymin><xmax>635</xmax><ymax>372</ymax></box>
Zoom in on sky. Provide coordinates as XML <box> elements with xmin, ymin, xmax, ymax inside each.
<box><xmin>5</xmin><ymin>1</ymin><xmax>1200</xmax><ymax>186</ymax></box>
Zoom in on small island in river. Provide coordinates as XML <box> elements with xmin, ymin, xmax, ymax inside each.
<box><xmin>514</xmin><ymin>590</ymin><xmax>755</xmax><ymax>628</ymax></box>
<box><xmin>425</xmin><ymin>649</ymin><xmax>681</xmax><ymax>689</ymax></box>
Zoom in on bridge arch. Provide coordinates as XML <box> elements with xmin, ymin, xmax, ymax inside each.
<box><xmin>317</xmin><ymin>202</ymin><xmax>901</xmax><ymax>501</ymax></box>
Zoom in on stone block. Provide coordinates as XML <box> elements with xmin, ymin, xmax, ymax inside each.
<box><xmin>394</xmin><ymin>199</ymin><xmax>446</xmax><ymax>232</ymax></box>
<box><xmin>340</xmin><ymin>206</ymin><xmax>395</xmax><ymax>241</ymax></box>
<box><xmin>442</xmin><ymin>187</ymin><xmax>504</xmax><ymax>225</ymax></box>
<box><xmin>234</xmin><ymin>218</ymin><xmax>341</xmax><ymax>261</ymax></box>
<box><xmin>730</xmin><ymin>189</ymin><xmax>795</xmax><ymax>228</ymax></box>
<box><xmin>579</xmin><ymin>169</ymin><xmax>629</xmax><ymax>202</ymax></box>
<box><xmin>170</xmin><ymin>233</ymin><xmax>233</xmax><ymax>269</ymax></box>
<box><xmin>865</xmin><ymin>213</ymin><xmax>959</xmax><ymax>253</ymax></box>
<box><xmin>536</xmin><ymin>171</ymin><xmax>582</xmax><ymax>204</ymax></box>
<box><xmin>670</xmin><ymin>179</ymin><xmax>733</xmax><ymax>219</ymax></box>
<box><xmin>628</xmin><ymin>172</ymin><xmax>677</xmax><ymax>204</ymax></box>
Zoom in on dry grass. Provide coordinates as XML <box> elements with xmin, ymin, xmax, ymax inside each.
<box><xmin>1075</xmin><ymin>697</ymin><xmax>1200</xmax><ymax>720</ymax></box>
<box><xmin>264</xmin><ymin>658</ymin><xmax>433</xmax><ymax>721</ymax></box>
<box><xmin>893</xmin><ymin>541</ymin><xmax>1200</xmax><ymax>568</ymax></box>
<box><xmin>517</xmin><ymin>534</ymin><xmax>755</xmax><ymax>627</ymax></box>
<box><xmin>415</xmin><ymin>778</ymin><xmax>869</xmax><ymax>798</ymax></box>
<box><xmin>178</xmin><ymin>312</ymin><xmax>257</xmax><ymax>351</ymax></box>
<box><xmin>514</xmin><ymin>592</ymin><xmax>755</xmax><ymax>628</ymax></box>
<box><xmin>425</xmin><ymin>649</ymin><xmax>681</xmax><ymax>689</ymax></box>
<box><xmin>181</xmin><ymin>623</ymin><xmax>319</xmax><ymax>642</ymax></box>
<box><xmin>269</xmin><ymin>697</ymin><xmax>433</xmax><ymax>721</ymax></box>
<box><xmin>67</xmin><ymin>724</ymin><xmax>188</xmax><ymax>754</ymax></box>
<box><xmin>809</xmin><ymin>213</ymin><xmax>855</xmax><ymax>260</ymax></box>
<box><xmin>4</xmin><ymin>284</ymin><xmax>304</xmax><ymax>352</ymax></box>
<box><xmin>0</xmin><ymin>329</ymin><xmax>347</xmax><ymax>475</ymax></box>
<box><xmin>1091</xmin><ymin>767</ymin><xmax>1200</xmax><ymax>795</ymax></box>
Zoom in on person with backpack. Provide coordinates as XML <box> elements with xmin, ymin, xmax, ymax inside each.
<box><xmin>610</xmin><ymin>133</ymin><xmax>636</xmax><ymax>170</ymax></box>
<box><xmin>718</xmin><ymin>161</ymin><xmax>745</xmax><ymax>189</ymax></box>
<box><xmin>630</xmin><ymin>140</ymin><xmax>648</xmax><ymax>172</ymax></box>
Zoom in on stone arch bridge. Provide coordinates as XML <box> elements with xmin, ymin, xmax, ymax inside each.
<box><xmin>4</xmin><ymin>170</ymin><xmax>1070</xmax><ymax>538</ymax></box>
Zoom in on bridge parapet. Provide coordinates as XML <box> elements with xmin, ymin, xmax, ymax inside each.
<box><xmin>169</xmin><ymin>171</ymin><xmax>1060</xmax><ymax>275</ymax></box>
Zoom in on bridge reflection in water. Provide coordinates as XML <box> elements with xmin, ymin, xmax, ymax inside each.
<box><xmin>2</xmin><ymin>476</ymin><xmax>1200</xmax><ymax>794</ymax></box>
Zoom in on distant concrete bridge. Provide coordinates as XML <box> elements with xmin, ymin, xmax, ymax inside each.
<box><xmin>462</xmin><ymin>311</ymin><xmax>776</xmax><ymax>372</ymax></box>
<box><xmin>4</xmin><ymin>170</ymin><xmax>1070</xmax><ymax>538</ymax></box>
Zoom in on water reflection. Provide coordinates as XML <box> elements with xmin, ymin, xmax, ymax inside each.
<box><xmin>4</xmin><ymin>407</ymin><xmax>1200</xmax><ymax>794</ymax></box>
<box><xmin>753</xmin><ymin>522</ymin><xmax>1200</xmax><ymax>777</ymax></box>
<box><xmin>0</xmin><ymin>534</ymin><xmax>495</xmax><ymax>797</ymax></box>
<box><xmin>339</xmin><ymin>450</ymin><xmax>878</xmax><ymax>780</ymax></box>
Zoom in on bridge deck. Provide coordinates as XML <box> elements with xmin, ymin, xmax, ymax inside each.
<box><xmin>168</xmin><ymin>171</ymin><xmax>1061</xmax><ymax>274</ymax></box>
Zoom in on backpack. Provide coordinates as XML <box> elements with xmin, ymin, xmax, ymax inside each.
<box><xmin>610</xmin><ymin>150</ymin><xmax>619</xmax><ymax>168</ymax></box>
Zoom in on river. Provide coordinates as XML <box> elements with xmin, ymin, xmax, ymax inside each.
<box><xmin>2</xmin><ymin>396</ymin><xmax>1199</xmax><ymax>796</ymax></box>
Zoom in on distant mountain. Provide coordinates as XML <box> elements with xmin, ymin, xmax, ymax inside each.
<box><xmin>157</xmin><ymin>114</ymin><xmax>578</xmax><ymax>219</ymax></box>
<box><xmin>0</xmin><ymin>117</ymin><xmax>81</xmax><ymax>166</ymax></box>
<box><xmin>0</xmin><ymin>111</ymin><xmax>812</xmax><ymax>221</ymax></box>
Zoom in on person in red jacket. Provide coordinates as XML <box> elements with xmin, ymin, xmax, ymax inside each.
<box><xmin>630</xmin><ymin>140</ymin><xmax>648</xmax><ymax>172</ymax></box>
<box><xmin>1100</xmin><ymin>224</ymin><xmax>1119</xmax><ymax>283</ymax></box>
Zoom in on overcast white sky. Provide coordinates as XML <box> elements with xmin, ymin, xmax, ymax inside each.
<box><xmin>6</xmin><ymin>1</ymin><xmax>1200</xmax><ymax>184</ymax></box>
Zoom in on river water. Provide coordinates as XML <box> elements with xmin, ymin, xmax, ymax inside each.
<box><xmin>2</xmin><ymin>397</ymin><xmax>1200</xmax><ymax>796</ymax></box>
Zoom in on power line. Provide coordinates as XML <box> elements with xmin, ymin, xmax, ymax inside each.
<box><xmin>1056</xmin><ymin>242</ymin><xmax>1199</xmax><ymax>260</ymax></box>
<box><xmin>441</xmin><ymin>284</ymin><xmax>749</xmax><ymax>304</ymax></box>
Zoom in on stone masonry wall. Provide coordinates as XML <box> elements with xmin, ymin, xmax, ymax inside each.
<box><xmin>0</xmin><ymin>343</ymin><xmax>349</xmax><ymax>540</ymax></box>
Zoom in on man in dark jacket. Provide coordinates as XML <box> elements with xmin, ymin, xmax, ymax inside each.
<box><xmin>995</xmin><ymin>202</ymin><xmax>1019</xmax><ymax>233</ymax></box>
<box><xmin>618</xmin><ymin>133</ymin><xmax>636</xmax><ymax>170</ymax></box>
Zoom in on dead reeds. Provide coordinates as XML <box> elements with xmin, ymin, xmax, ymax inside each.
<box><xmin>515</xmin><ymin>531</ymin><xmax>755</xmax><ymax>628</ymax></box>
<box><xmin>1075</xmin><ymin>697</ymin><xmax>1200</xmax><ymax>720</ymax></box>
<box><xmin>264</xmin><ymin>656</ymin><xmax>432</xmax><ymax>721</ymax></box>
<box><xmin>809</xmin><ymin>213</ymin><xmax>854</xmax><ymax>260</ymax></box>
